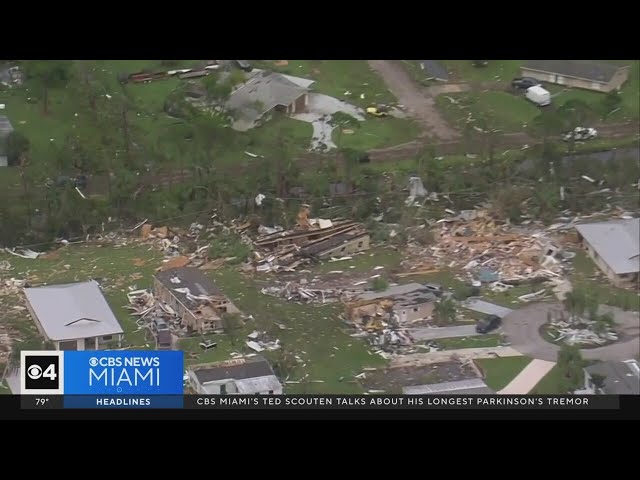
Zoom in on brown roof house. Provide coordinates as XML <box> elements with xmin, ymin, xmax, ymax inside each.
<box><xmin>153</xmin><ymin>267</ymin><xmax>240</xmax><ymax>334</ymax></box>
<box><xmin>23</xmin><ymin>280</ymin><xmax>124</xmax><ymax>351</ymax></box>
<box><xmin>188</xmin><ymin>355</ymin><xmax>283</xmax><ymax>395</ymax></box>
<box><xmin>226</xmin><ymin>70</ymin><xmax>316</xmax><ymax>131</ymax></box>
<box><xmin>575</xmin><ymin>218</ymin><xmax>640</xmax><ymax>287</ymax></box>
<box><xmin>521</xmin><ymin>60</ymin><xmax>630</xmax><ymax>93</ymax></box>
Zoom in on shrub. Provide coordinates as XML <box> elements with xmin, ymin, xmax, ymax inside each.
<box><xmin>371</xmin><ymin>277</ymin><xmax>389</xmax><ymax>292</ymax></box>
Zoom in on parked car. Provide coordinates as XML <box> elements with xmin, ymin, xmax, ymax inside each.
<box><xmin>423</xmin><ymin>282</ymin><xmax>443</xmax><ymax>297</ymax></box>
<box><xmin>234</xmin><ymin>60</ymin><xmax>253</xmax><ymax>72</ymax></box>
<box><xmin>511</xmin><ymin>77</ymin><xmax>541</xmax><ymax>90</ymax></box>
<box><xmin>366</xmin><ymin>105</ymin><xmax>389</xmax><ymax>117</ymax></box>
<box><xmin>525</xmin><ymin>85</ymin><xmax>551</xmax><ymax>107</ymax></box>
<box><xmin>153</xmin><ymin>317</ymin><xmax>169</xmax><ymax>332</ymax></box>
<box><xmin>562</xmin><ymin>127</ymin><xmax>598</xmax><ymax>141</ymax></box>
<box><xmin>476</xmin><ymin>314</ymin><xmax>502</xmax><ymax>334</ymax></box>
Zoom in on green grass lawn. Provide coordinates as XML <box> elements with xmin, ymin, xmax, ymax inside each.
<box><xmin>433</xmin><ymin>334</ymin><xmax>502</xmax><ymax>350</ymax></box>
<box><xmin>311</xmin><ymin>247</ymin><xmax>402</xmax><ymax>275</ymax></box>
<box><xmin>335</xmin><ymin>116</ymin><xmax>421</xmax><ymax>151</ymax></box>
<box><xmin>530</xmin><ymin>365</ymin><xmax>574</xmax><ymax>394</ymax></box>
<box><xmin>253</xmin><ymin>60</ymin><xmax>396</xmax><ymax>108</ymax></box>
<box><xmin>571</xmin><ymin>251</ymin><xmax>639</xmax><ymax>312</ymax></box>
<box><xmin>436</xmin><ymin>90</ymin><xmax>541</xmax><ymax>133</ymax></box>
<box><xmin>475</xmin><ymin>356</ymin><xmax>532</xmax><ymax>391</ymax></box>
<box><xmin>0</xmin><ymin>242</ymin><xmax>386</xmax><ymax>393</ymax></box>
<box><xmin>441</xmin><ymin>60</ymin><xmax>523</xmax><ymax>84</ymax></box>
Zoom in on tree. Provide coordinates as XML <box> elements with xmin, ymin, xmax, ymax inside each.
<box><xmin>371</xmin><ymin>277</ymin><xmax>389</xmax><ymax>292</ymax></box>
<box><xmin>528</xmin><ymin>109</ymin><xmax>564</xmax><ymax>150</ymax></box>
<box><xmin>434</xmin><ymin>298</ymin><xmax>456</xmax><ymax>326</ymax></box>
<box><xmin>23</xmin><ymin>60</ymin><xmax>73</xmax><ymax>114</ymax></box>
<box><xmin>6</xmin><ymin>130</ymin><xmax>30</xmax><ymax>166</ymax></box>
<box><xmin>557</xmin><ymin>344</ymin><xmax>584</xmax><ymax>391</ymax></box>
<box><xmin>563</xmin><ymin>289</ymin><xmax>587</xmax><ymax>322</ymax></box>
<box><xmin>330</xmin><ymin>111</ymin><xmax>360</xmax><ymax>151</ymax></box>
<box><xmin>202</xmin><ymin>73</ymin><xmax>233</xmax><ymax>106</ymax></box>
<box><xmin>600</xmin><ymin>90</ymin><xmax>622</xmax><ymax>119</ymax></box>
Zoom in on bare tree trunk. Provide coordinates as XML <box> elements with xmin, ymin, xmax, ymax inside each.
<box><xmin>43</xmin><ymin>85</ymin><xmax>49</xmax><ymax>114</ymax></box>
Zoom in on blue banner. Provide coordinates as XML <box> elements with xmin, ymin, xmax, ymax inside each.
<box><xmin>64</xmin><ymin>395</ymin><xmax>184</xmax><ymax>409</ymax></box>
<box><xmin>64</xmin><ymin>351</ymin><xmax>184</xmax><ymax>395</ymax></box>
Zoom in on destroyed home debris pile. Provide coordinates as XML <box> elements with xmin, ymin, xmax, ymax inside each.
<box><xmin>245</xmin><ymin>330</ymin><xmax>281</xmax><ymax>353</ymax></box>
<box><xmin>547</xmin><ymin>314</ymin><xmax>618</xmax><ymax>346</ymax></box>
<box><xmin>247</xmin><ymin>206</ymin><xmax>370</xmax><ymax>273</ymax></box>
<box><xmin>402</xmin><ymin>209</ymin><xmax>570</xmax><ymax>285</ymax></box>
<box><xmin>261</xmin><ymin>282</ymin><xmax>358</xmax><ymax>305</ymax></box>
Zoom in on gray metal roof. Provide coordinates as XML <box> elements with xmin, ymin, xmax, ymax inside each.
<box><xmin>585</xmin><ymin>360</ymin><xmax>640</xmax><ymax>395</ymax></box>
<box><xmin>575</xmin><ymin>218</ymin><xmax>640</xmax><ymax>274</ymax></box>
<box><xmin>523</xmin><ymin>60</ymin><xmax>626</xmax><ymax>84</ymax></box>
<box><xmin>356</xmin><ymin>283</ymin><xmax>435</xmax><ymax>302</ymax></box>
<box><xmin>403</xmin><ymin>378</ymin><xmax>494</xmax><ymax>394</ymax></box>
<box><xmin>155</xmin><ymin>267</ymin><xmax>224</xmax><ymax>311</ymax></box>
<box><xmin>419</xmin><ymin>61</ymin><xmax>449</xmax><ymax>81</ymax></box>
<box><xmin>24</xmin><ymin>280</ymin><xmax>124</xmax><ymax>341</ymax></box>
<box><xmin>226</xmin><ymin>71</ymin><xmax>311</xmax><ymax>127</ymax></box>
<box><xmin>235</xmin><ymin>375</ymin><xmax>282</xmax><ymax>394</ymax></box>
<box><xmin>191</xmin><ymin>355</ymin><xmax>275</xmax><ymax>384</ymax></box>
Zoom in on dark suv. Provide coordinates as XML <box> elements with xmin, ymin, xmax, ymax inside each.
<box><xmin>476</xmin><ymin>314</ymin><xmax>502</xmax><ymax>334</ymax></box>
<box><xmin>511</xmin><ymin>77</ymin><xmax>541</xmax><ymax>90</ymax></box>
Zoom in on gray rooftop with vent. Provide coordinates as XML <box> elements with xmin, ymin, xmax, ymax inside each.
<box><xmin>24</xmin><ymin>280</ymin><xmax>124</xmax><ymax>341</ymax></box>
<box><xmin>523</xmin><ymin>60</ymin><xmax>627</xmax><ymax>84</ymax></box>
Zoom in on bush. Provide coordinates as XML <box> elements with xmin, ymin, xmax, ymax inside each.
<box><xmin>209</xmin><ymin>233</ymin><xmax>252</xmax><ymax>263</ymax></box>
<box><xmin>371</xmin><ymin>277</ymin><xmax>389</xmax><ymax>292</ymax></box>
<box><xmin>454</xmin><ymin>285</ymin><xmax>474</xmax><ymax>301</ymax></box>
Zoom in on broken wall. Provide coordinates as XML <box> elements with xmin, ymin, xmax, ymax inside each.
<box><xmin>396</xmin><ymin>301</ymin><xmax>435</xmax><ymax>323</ymax></box>
<box><xmin>318</xmin><ymin>235</ymin><xmax>370</xmax><ymax>258</ymax></box>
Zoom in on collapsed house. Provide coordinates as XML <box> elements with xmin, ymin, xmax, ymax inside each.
<box><xmin>346</xmin><ymin>283</ymin><xmax>437</xmax><ymax>327</ymax></box>
<box><xmin>153</xmin><ymin>267</ymin><xmax>240</xmax><ymax>334</ymax></box>
<box><xmin>403</xmin><ymin>209</ymin><xmax>567</xmax><ymax>283</ymax></box>
<box><xmin>253</xmin><ymin>207</ymin><xmax>370</xmax><ymax>272</ymax></box>
<box><xmin>188</xmin><ymin>355</ymin><xmax>283</xmax><ymax>395</ymax></box>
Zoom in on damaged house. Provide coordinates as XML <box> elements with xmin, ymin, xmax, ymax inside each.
<box><xmin>575</xmin><ymin>218</ymin><xmax>639</xmax><ymax>287</ymax></box>
<box><xmin>254</xmin><ymin>215</ymin><xmax>370</xmax><ymax>272</ymax></box>
<box><xmin>188</xmin><ymin>355</ymin><xmax>283</xmax><ymax>395</ymax></box>
<box><xmin>347</xmin><ymin>283</ymin><xmax>437</xmax><ymax>325</ymax></box>
<box><xmin>153</xmin><ymin>267</ymin><xmax>240</xmax><ymax>334</ymax></box>
<box><xmin>23</xmin><ymin>280</ymin><xmax>124</xmax><ymax>350</ymax></box>
<box><xmin>226</xmin><ymin>70</ymin><xmax>315</xmax><ymax>131</ymax></box>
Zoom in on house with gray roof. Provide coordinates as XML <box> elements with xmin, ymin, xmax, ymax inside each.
<box><xmin>23</xmin><ymin>280</ymin><xmax>124</xmax><ymax>350</ymax></box>
<box><xmin>575</xmin><ymin>218</ymin><xmax>640</xmax><ymax>287</ymax></box>
<box><xmin>403</xmin><ymin>378</ymin><xmax>494</xmax><ymax>395</ymax></box>
<box><xmin>521</xmin><ymin>60</ymin><xmax>630</xmax><ymax>93</ymax></box>
<box><xmin>188</xmin><ymin>355</ymin><xmax>283</xmax><ymax>395</ymax></box>
<box><xmin>226</xmin><ymin>70</ymin><xmax>315</xmax><ymax>131</ymax></box>
<box><xmin>0</xmin><ymin>115</ymin><xmax>15</xmax><ymax>167</ymax></box>
<box><xmin>576</xmin><ymin>360</ymin><xmax>640</xmax><ymax>395</ymax></box>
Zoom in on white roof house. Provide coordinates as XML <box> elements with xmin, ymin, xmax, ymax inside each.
<box><xmin>189</xmin><ymin>355</ymin><xmax>282</xmax><ymax>395</ymax></box>
<box><xmin>575</xmin><ymin>218</ymin><xmax>640</xmax><ymax>275</ymax></box>
<box><xmin>23</xmin><ymin>280</ymin><xmax>124</xmax><ymax>343</ymax></box>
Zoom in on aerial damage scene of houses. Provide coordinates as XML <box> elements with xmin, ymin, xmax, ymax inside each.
<box><xmin>0</xmin><ymin>59</ymin><xmax>639</xmax><ymax>399</ymax></box>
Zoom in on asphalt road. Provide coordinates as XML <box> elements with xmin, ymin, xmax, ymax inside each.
<box><xmin>502</xmin><ymin>303</ymin><xmax>640</xmax><ymax>361</ymax></box>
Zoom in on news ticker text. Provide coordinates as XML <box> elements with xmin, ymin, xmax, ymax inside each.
<box><xmin>20</xmin><ymin>394</ymin><xmax>620</xmax><ymax>410</ymax></box>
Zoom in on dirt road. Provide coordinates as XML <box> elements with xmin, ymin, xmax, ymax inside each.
<box><xmin>368</xmin><ymin>60</ymin><xmax>460</xmax><ymax>141</ymax></box>
<box><xmin>502</xmin><ymin>303</ymin><xmax>640</xmax><ymax>362</ymax></box>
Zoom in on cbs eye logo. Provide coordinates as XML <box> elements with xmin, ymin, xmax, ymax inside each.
<box><xmin>24</xmin><ymin>355</ymin><xmax>59</xmax><ymax>390</ymax></box>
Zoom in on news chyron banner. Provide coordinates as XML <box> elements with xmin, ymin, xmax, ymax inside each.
<box><xmin>20</xmin><ymin>350</ymin><xmax>184</xmax><ymax>409</ymax></box>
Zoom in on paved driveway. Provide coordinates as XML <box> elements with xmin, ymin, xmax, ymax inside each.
<box><xmin>502</xmin><ymin>303</ymin><xmax>640</xmax><ymax>361</ymax></box>
<box><xmin>499</xmin><ymin>359</ymin><xmax>556</xmax><ymax>394</ymax></box>
<box><xmin>368</xmin><ymin>60</ymin><xmax>460</xmax><ymax>141</ymax></box>
<box><xmin>408</xmin><ymin>325</ymin><xmax>478</xmax><ymax>341</ymax></box>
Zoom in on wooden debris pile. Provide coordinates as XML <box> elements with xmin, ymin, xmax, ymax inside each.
<box><xmin>250</xmin><ymin>207</ymin><xmax>370</xmax><ymax>273</ymax></box>
<box><xmin>402</xmin><ymin>209</ymin><xmax>568</xmax><ymax>282</ymax></box>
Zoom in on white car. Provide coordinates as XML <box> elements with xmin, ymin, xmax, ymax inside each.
<box><xmin>562</xmin><ymin>127</ymin><xmax>598</xmax><ymax>141</ymax></box>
